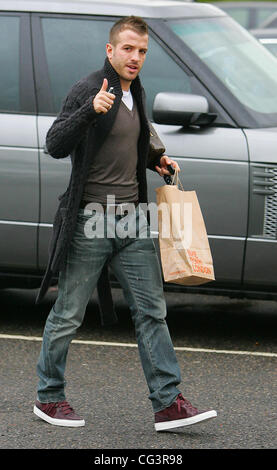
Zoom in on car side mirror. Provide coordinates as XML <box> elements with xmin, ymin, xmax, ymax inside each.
<box><xmin>153</xmin><ymin>92</ymin><xmax>217</xmax><ymax>127</ymax></box>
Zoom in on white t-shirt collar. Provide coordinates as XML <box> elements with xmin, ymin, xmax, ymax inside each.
<box><xmin>122</xmin><ymin>89</ymin><xmax>133</xmax><ymax>111</ymax></box>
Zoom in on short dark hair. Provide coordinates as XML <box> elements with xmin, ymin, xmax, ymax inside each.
<box><xmin>109</xmin><ymin>16</ymin><xmax>148</xmax><ymax>45</ymax></box>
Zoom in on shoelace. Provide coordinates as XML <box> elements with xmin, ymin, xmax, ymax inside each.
<box><xmin>176</xmin><ymin>394</ymin><xmax>196</xmax><ymax>413</ymax></box>
<box><xmin>43</xmin><ymin>401</ymin><xmax>74</xmax><ymax>416</ymax></box>
<box><xmin>56</xmin><ymin>401</ymin><xmax>74</xmax><ymax>415</ymax></box>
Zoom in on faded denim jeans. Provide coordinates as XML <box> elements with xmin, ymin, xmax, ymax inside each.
<box><xmin>36</xmin><ymin>205</ymin><xmax>181</xmax><ymax>412</ymax></box>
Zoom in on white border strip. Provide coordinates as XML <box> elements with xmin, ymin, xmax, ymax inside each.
<box><xmin>0</xmin><ymin>334</ymin><xmax>276</xmax><ymax>358</ymax></box>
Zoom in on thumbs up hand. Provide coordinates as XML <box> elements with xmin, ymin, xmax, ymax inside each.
<box><xmin>92</xmin><ymin>78</ymin><xmax>115</xmax><ymax>114</ymax></box>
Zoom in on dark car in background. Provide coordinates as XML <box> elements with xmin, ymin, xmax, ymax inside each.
<box><xmin>2</xmin><ymin>0</ymin><xmax>277</xmax><ymax>302</ymax></box>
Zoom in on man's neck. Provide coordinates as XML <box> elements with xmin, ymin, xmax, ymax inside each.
<box><xmin>120</xmin><ymin>78</ymin><xmax>132</xmax><ymax>92</ymax></box>
<box><xmin>106</xmin><ymin>58</ymin><xmax>132</xmax><ymax>91</ymax></box>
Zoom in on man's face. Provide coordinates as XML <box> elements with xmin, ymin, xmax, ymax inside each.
<box><xmin>106</xmin><ymin>28</ymin><xmax>148</xmax><ymax>87</ymax></box>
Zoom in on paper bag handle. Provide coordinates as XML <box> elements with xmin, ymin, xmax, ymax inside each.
<box><xmin>169</xmin><ymin>166</ymin><xmax>185</xmax><ymax>191</ymax></box>
<box><xmin>163</xmin><ymin>164</ymin><xmax>185</xmax><ymax>190</ymax></box>
<box><xmin>163</xmin><ymin>164</ymin><xmax>175</xmax><ymax>185</ymax></box>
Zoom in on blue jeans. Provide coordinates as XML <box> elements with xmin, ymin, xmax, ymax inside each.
<box><xmin>36</xmin><ymin>205</ymin><xmax>181</xmax><ymax>412</ymax></box>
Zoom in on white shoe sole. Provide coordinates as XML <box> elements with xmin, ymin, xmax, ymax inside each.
<box><xmin>155</xmin><ymin>410</ymin><xmax>217</xmax><ymax>431</ymax></box>
<box><xmin>33</xmin><ymin>405</ymin><xmax>85</xmax><ymax>427</ymax></box>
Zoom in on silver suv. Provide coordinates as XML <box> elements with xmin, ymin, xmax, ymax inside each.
<box><xmin>1</xmin><ymin>0</ymin><xmax>277</xmax><ymax>300</ymax></box>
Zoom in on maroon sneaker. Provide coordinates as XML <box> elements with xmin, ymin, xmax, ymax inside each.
<box><xmin>155</xmin><ymin>394</ymin><xmax>217</xmax><ymax>431</ymax></box>
<box><xmin>33</xmin><ymin>400</ymin><xmax>85</xmax><ymax>427</ymax></box>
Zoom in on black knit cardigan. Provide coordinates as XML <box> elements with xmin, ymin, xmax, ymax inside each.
<box><xmin>35</xmin><ymin>58</ymin><xmax>164</xmax><ymax>325</ymax></box>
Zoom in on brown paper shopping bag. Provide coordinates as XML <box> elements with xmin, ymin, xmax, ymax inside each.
<box><xmin>155</xmin><ymin>172</ymin><xmax>215</xmax><ymax>286</ymax></box>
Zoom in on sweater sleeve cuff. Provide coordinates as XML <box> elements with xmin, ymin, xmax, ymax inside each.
<box><xmin>81</xmin><ymin>95</ymin><xmax>99</xmax><ymax>122</ymax></box>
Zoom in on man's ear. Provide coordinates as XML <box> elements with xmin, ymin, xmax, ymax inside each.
<box><xmin>106</xmin><ymin>42</ymin><xmax>113</xmax><ymax>60</ymax></box>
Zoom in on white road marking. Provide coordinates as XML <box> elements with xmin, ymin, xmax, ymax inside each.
<box><xmin>0</xmin><ymin>333</ymin><xmax>276</xmax><ymax>358</ymax></box>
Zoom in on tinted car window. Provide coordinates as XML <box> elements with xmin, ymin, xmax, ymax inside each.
<box><xmin>169</xmin><ymin>16</ymin><xmax>277</xmax><ymax>120</ymax></box>
<box><xmin>223</xmin><ymin>8</ymin><xmax>249</xmax><ymax>29</ymax></box>
<box><xmin>256</xmin><ymin>8</ymin><xmax>277</xmax><ymax>27</ymax></box>
<box><xmin>42</xmin><ymin>17</ymin><xmax>112</xmax><ymax>113</ymax></box>
<box><xmin>261</xmin><ymin>41</ymin><xmax>277</xmax><ymax>57</ymax></box>
<box><xmin>42</xmin><ymin>16</ymin><xmax>191</xmax><ymax>117</ymax></box>
<box><xmin>261</xmin><ymin>17</ymin><xmax>277</xmax><ymax>28</ymax></box>
<box><xmin>0</xmin><ymin>15</ymin><xmax>20</xmax><ymax>112</ymax></box>
<box><xmin>140</xmin><ymin>35</ymin><xmax>191</xmax><ymax>119</ymax></box>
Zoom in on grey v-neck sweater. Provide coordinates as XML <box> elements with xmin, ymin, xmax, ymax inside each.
<box><xmin>83</xmin><ymin>100</ymin><xmax>140</xmax><ymax>204</ymax></box>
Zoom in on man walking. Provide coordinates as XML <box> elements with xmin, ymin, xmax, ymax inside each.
<box><xmin>33</xmin><ymin>16</ymin><xmax>217</xmax><ymax>431</ymax></box>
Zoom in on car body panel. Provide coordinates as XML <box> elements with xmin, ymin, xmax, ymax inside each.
<box><xmin>37</xmin><ymin>115</ymin><xmax>70</xmax><ymax>269</ymax></box>
<box><xmin>242</xmin><ymin>127</ymin><xmax>277</xmax><ymax>286</ymax></box>
<box><xmin>0</xmin><ymin>114</ymin><xmax>39</xmax><ymax>269</ymax></box>
<box><xmin>244</xmin><ymin>127</ymin><xmax>277</xmax><ymax>164</ymax></box>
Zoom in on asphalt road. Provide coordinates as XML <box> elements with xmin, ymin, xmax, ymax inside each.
<box><xmin>0</xmin><ymin>287</ymin><xmax>276</xmax><ymax>453</ymax></box>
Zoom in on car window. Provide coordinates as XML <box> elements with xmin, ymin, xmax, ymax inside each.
<box><xmin>223</xmin><ymin>8</ymin><xmax>249</xmax><ymax>29</ymax></box>
<box><xmin>41</xmin><ymin>16</ymin><xmax>191</xmax><ymax>117</ymax></box>
<box><xmin>261</xmin><ymin>41</ymin><xmax>277</xmax><ymax>57</ymax></box>
<box><xmin>140</xmin><ymin>35</ymin><xmax>191</xmax><ymax>119</ymax></box>
<box><xmin>261</xmin><ymin>16</ymin><xmax>277</xmax><ymax>28</ymax></box>
<box><xmin>41</xmin><ymin>17</ymin><xmax>112</xmax><ymax>113</ymax></box>
<box><xmin>169</xmin><ymin>16</ymin><xmax>277</xmax><ymax>116</ymax></box>
<box><xmin>256</xmin><ymin>8</ymin><xmax>277</xmax><ymax>27</ymax></box>
<box><xmin>0</xmin><ymin>15</ymin><xmax>20</xmax><ymax>112</ymax></box>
